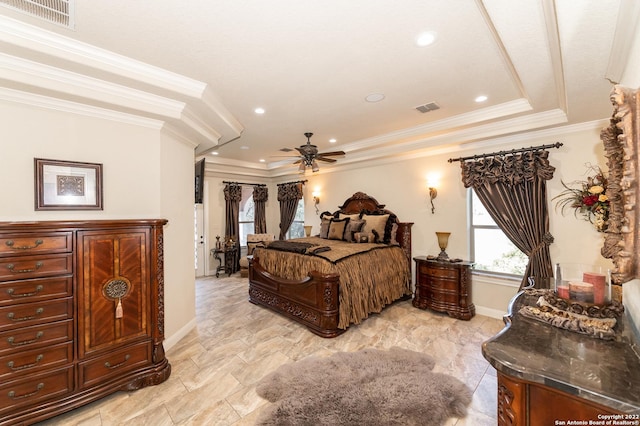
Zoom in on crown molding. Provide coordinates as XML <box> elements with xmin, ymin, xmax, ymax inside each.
<box><xmin>0</xmin><ymin>15</ymin><xmax>243</xmax><ymax>148</ymax></box>
<box><xmin>0</xmin><ymin>87</ymin><xmax>164</xmax><ymax>129</ymax></box>
<box><xmin>341</xmin><ymin>98</ymin><xmax>532</xmax><ymax>153</ymax></box>
<box><xmin>0</xmin><ymin>15</ymin><xmax>206</xmax><ymax>97</ymax></box>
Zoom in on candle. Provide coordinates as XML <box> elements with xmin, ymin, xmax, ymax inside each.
<box><xmin>582</xmin><ymin>272</ymin><xmax>606</xmax><ymax>305</ymax></box>
<box><xmin>569</xmin><ymin>281</ymin><xmax>594</xmax><ymax>303</ymax></box>
<box><xmin>556</xmin><ymin>285</ymin><xmax>570</xmax><ymax>299</ymax></box>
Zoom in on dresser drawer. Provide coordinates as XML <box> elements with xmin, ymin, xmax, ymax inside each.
<box><xmin>0</xmin><ymin>298</ymin><xmax>73</xmax><ymax>332</ymax></box>
<box><xmin>0</xmin><ymin>342</ymin><xmax>73</xmax><ymax>378</ymax></box>
<box><xmin>0</xmin><ymin>254</ymin><xmax>73</xmax><ymax>282</ymax></box>
<box><xmin>0</xmin><ymin>276</ymin><xmax>73</xmax><ymax>306</ymax></box>
<box><xmin>0</xmin><ymin>232</ymin><xmax>72</xmax><ymax>257</ymax></box>
<box><xmin>423</xmin><ymin>265</ymin><xmax>459</xmax><ymax>279</ymax></box>
<box><xmin>0</xmin><ymin>320</ymin><xmax>73</xmax><ymax>355</ymax></box>
<box><xmin>78</xmin><ymin>341</ymin><xmax>151</xmax><ymax>389</ymax></box>
<box><xmin>0</xmin><ymin>366</ymin><xmax>73</xmax><ymax>414</ymax></box>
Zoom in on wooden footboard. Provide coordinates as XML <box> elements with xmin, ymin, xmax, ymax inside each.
<box><xmin>248</xmin><ymin>255</ymin><xmax>344</xmax><ymax>338</ymax></box>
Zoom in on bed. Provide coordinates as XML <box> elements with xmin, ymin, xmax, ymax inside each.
<box><xmin>248</xmin><ymin>192</ymin><xmax>413</xmax><ymax>337</ymax></box>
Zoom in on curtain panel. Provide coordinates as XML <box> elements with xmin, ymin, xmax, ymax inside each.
<box><xmin>253</xmin><ymin>186</ymin><xmax>269</xmax><ymax>234</ymax></box>
<box><xmin>460</xmin><ymin>150</ymin><xmax>555</xmax><ymax>289</ymax></box>
<box><xmin>277</xmin><ymin>183</ymin><xmax>303</xmax><ymax>240</ymax></box>
<box><xmin>224</xmin><ymin>183</ymin><xmax>242</xmax><ymax>269</ymax></box>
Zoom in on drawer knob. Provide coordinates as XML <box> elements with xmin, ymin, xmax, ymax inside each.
<box><xmin>104</xmin><ymin>354</ymin><xmax>130</xmax><ymax>370</ymax></box>
<box><xmin>8</xmin><ymin>383</ymin><xmax>44</xmax><ymax>400</ymax></box>
<box><xmin>6</xmin><ymin>262</ymin><xmax>44</xmax><ymax>274</ymax></box>
<box><xmin>5</xmin><ymin>239</ymin><xmax>43</xmax><ymax>250</ymax></box>
<box><xmin>7</xmin><ymin>354</ymin><xmax>44</xmax><ymax>371</ymax></box>
<box><xmin>7</xmin><ymin>331</ymin><xmax>44</xmax><ymax>346</ymax></box>
<box><xmin>7</xmin><ymin>285</ymin><xmax>44</xmax><ymax>298</ymax></box>
<box><xmin>7</xmin><ymin>308</ymin><xmax>44</xmax><ymax>322</ymax></box>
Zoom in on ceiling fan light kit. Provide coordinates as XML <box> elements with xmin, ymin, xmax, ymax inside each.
<box><xmin>293</xmin><ymin>132</ymin><xmax>345</xmax><ymax>173</ymax></box>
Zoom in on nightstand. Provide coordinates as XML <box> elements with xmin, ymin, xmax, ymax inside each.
<box><xmin>413</xmin><ymin>256</ymin><xmax>475</xmax><ymax>320</ymax></box>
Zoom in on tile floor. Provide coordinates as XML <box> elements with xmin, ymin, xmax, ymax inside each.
<box><xmin>37</xmin><ymin>274</ymin><xmax>505</xmax><ymax>425</ymax></box>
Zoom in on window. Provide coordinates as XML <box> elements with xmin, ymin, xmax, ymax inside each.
<box><xmin>286</xmin><ymin>198</ymin><xmax>305</xmax><ymax>239</ymax></box>
<box><xmin>239</xmin><ymin>186</ymin><xmax>255</xmax><ymax>247</ymax></box>
<box><xmin>469</xmin><ymin>189</ymin><xmax>527</xmax><ymax>276</ymax></box>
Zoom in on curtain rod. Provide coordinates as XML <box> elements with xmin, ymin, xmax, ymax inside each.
<box><xmin>447</xmin><ymin>142</ymin><xmax>563</xmax><ymax>163</ymax></box>
<box><xmin>222</xmin><ymin>181</ymin><xmax>266</xmax><ymax>187</ymax></box>
<box><xmin>277</xmin><ymin>179</ymin><xmax>307</xmax><ymax>187</ymax></box>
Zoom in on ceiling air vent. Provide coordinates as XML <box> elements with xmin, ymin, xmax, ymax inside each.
<box><xmin>415</xmin><ymin>102</ymin><xmax>440</xmax><ymax>113</ymax></box>
<box><xmin>1</xmin><ymin>0</ymin><xmax>75</xmax><ymax>28</ymax></box>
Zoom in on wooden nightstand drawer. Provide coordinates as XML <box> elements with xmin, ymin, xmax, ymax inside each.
<box><xmin>0</xmin><ymin>276</ymin><xmax>73</xmax><ymax>306</ymax></box>
<box><xmin>0</xmin><ymin>342</ymin><xmax>73</xmax><ymax>378</ymax></box>
<box><xmin>0</xmin><ymin>254</ymin><xmax>73</xmax><ymax>282</ymax></box>
<box><xmin>0</xmin><ymin>298</ymin><xmax>73</xmax><ymax>332</ymax></box>
<box><xmin>0</xmin><ymin>320</ymin><xmax>73</xmax><ymax>354</ymax></box>
<box><xmin>78</xmin><ymin>341</ymin><xmax>152</xmax><ymax>389</ymax></box>
<box><xmin>0</xmin><ymin>232</ymin><xmax>72</xmax><ymax>257</ymax></box>
<box><xmin>424</xmin><ymin>265</ymin><xmax>459</xmax><ymax>279</ymax></box>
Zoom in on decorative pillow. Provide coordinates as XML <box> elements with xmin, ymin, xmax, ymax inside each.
<box><xmin>354</xmin><ymin>231</ymin><xmax>375</xmax><ymax>243</ymax></box>
<box><xmin>247</xmin><ymin>241</ymin><xmax>266</xmax><ymax>255</ymax></box>
<box><xmin>319</xmin><ymin>215</ymin><xmax>334</xmax><ymax>239</ymax></box>
<box><xmin>338</xmin><ymin>213</ymin><xmax>360</xmax><ymax>221</ymax></box>
<box><xmin>360</xmin><ymin>214</ymin><xmax>389</xmax><ymax>242</ymax></box>
<box><xmin>344</xmin><ymin>219</ymin><xmax>365</xmax><ymax>242</ymax></box>
<box><xmin>328</xmin><ymin>217</ymin><xmax>350</xmax><ymax>240</ymax></box>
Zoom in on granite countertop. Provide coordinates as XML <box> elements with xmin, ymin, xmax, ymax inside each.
<box><xmin>482</xmin><ymin>289</ymin><xmax>640</xmax><ymax>414</ymax></box>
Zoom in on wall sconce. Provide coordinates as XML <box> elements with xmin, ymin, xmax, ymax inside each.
<box><xmin>427</xmin><ymin>175</ymin><xmax>439</xmax><ymax>214</ymax></box>
<box><xmin>312</xmin><ymin>191</ymin><xmax>320</xmax><ymax>215</ymax></box>
<box><xmin>428</xmin><ymin>186</ymin><xmax>437</xmax><ymax>214</ymax></box>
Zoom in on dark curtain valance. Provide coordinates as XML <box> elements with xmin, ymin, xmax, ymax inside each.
<box><xmin>461</xmin><ymin>150</ymin><xmax>555</xmax><ymax>188</ymax></box>
<box><xmin>277</xmin><ymin>182</ymin><xmax>304</xmax><ymax>201</ymax></box>
<box><xmin>253</xmin><ymin>186</ymin><xmax>269</xmax><ymax>202</ymax></box>
<box><xmin>223</xmin><ymin>184</ymin><xmax>242</xmax><ymax>202</ymax></box>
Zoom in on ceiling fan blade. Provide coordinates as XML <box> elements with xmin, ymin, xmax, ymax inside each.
<box><xmin>317</xmin><ymin>151</ymin><xmax>345</xmax><ymax>157</ymax></box>
<box><xmin>293</xmin><ymin>159</ymin><xmax>302</xmax><ymax>165</ymax></box>
<box><xmin>316</xmin><ymin>156</ymin><xmax>337</xmax><ymax>163</ymax></box>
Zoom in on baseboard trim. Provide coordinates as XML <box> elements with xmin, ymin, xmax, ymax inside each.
<box><xmin>475</xmin><ymin>305</ymin><xmax>507</xmax><ymax>320</ymax></box>
<box><xmin>164</xmin><ymin>317</ymin><xmax>197</xmax><ymax>352</ymax></box>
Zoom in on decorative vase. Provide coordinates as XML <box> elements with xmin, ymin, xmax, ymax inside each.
<box><xmin>435</xmin><ymin>232</ymin><xmax>450</xmax><ymax>261</ymax></box>
<box><xmin>304</xmin><ymin>225</ymin><xmax>313</xmax><ymax>237</ymax></box>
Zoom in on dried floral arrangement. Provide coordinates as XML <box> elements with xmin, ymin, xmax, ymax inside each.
<box><xmin>553</xmin><ymin>165</ymin><xmax>610</xmax><ymax>232</ymax></box>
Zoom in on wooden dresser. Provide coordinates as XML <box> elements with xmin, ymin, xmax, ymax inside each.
<box><xmin>0</xmin><ymin>220</ymin><xmax>171</xmax><ymax>425</ymax></box>
<box><xmin>412</xmin><ymin>256</ymin><xmax>475</xmax><ymax>320</ymax></box>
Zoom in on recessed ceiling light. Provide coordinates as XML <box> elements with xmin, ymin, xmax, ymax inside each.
<box><xmin>329</xmin><ymin>138</ymin><xmax>337</xmax><ymax>143</ymax></box>
<box><xmin>365</xmin><ymin>93</ymin><xmax>385</xmax><ymax>103</ymax></box>
<box><xmin>211</xmin><ymin>151</ymin><xmax>219</xmax><ymax>156</ymax></box>
<box><xmin>415</xmin><ymin>31</ymin><xmax>437</xmax><ymax>47</ymax></box>
<box><xmin>259</xmin><ymin>159</ymin><xmax>265</xmax><ymax>163</ymax></box>
<box><xmin>240</xmin><ymin>146</ymin><xmax>249</xmax><ymax>150</ymax></box>
<box><xmin>475</xmin><ymin>95</ymin><xmax>488</xmax><ymax>103</ymax></box>
<box><xmin>254</xmin><ymin>107</ymin><xmax>265</xmax><ymax>114</ymax></box>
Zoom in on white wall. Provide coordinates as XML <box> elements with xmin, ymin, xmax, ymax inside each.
<box><xmin>0</xmin><ymin>101</ymin><xmax>196</xmax><ymax>349</ymax></box>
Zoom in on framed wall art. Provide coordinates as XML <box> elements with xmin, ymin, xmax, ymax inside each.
<box><xmin>34</xmin><ymin>158</ymin><xmax>103</xmax><ymax>210</ymax></box>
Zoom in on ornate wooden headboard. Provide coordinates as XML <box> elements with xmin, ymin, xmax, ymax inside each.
<box><xmin>333</xmin><ymin>192</ymin><xmax>413</xmax><ymax>267</ymax></box>
<box><xmin>601</xmin><ymin>85</ymin><xmax>640</xmax><ymax>295</ymax></box>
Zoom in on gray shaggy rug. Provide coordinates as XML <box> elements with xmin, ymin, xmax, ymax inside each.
<box><xmin>255</xmin><ymin>347</ymin><xmax>472</xmax><ymax>426</ymax></box>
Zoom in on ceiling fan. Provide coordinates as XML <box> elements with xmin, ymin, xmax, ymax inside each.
<box><xmin>291</xmin><ymin>132</ymin><xmax>345</xmax><ymax>173</ymax></box>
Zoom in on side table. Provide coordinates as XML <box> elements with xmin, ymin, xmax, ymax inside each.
<box><xmin>413</xmin><ymin>256</ymin><xmax>475</xmax><ymax>320</ymax></box>
<box><xmin>211</xmin><ymin>245</ymin><xmax>238</xmax><ymax>277</ymax></box>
